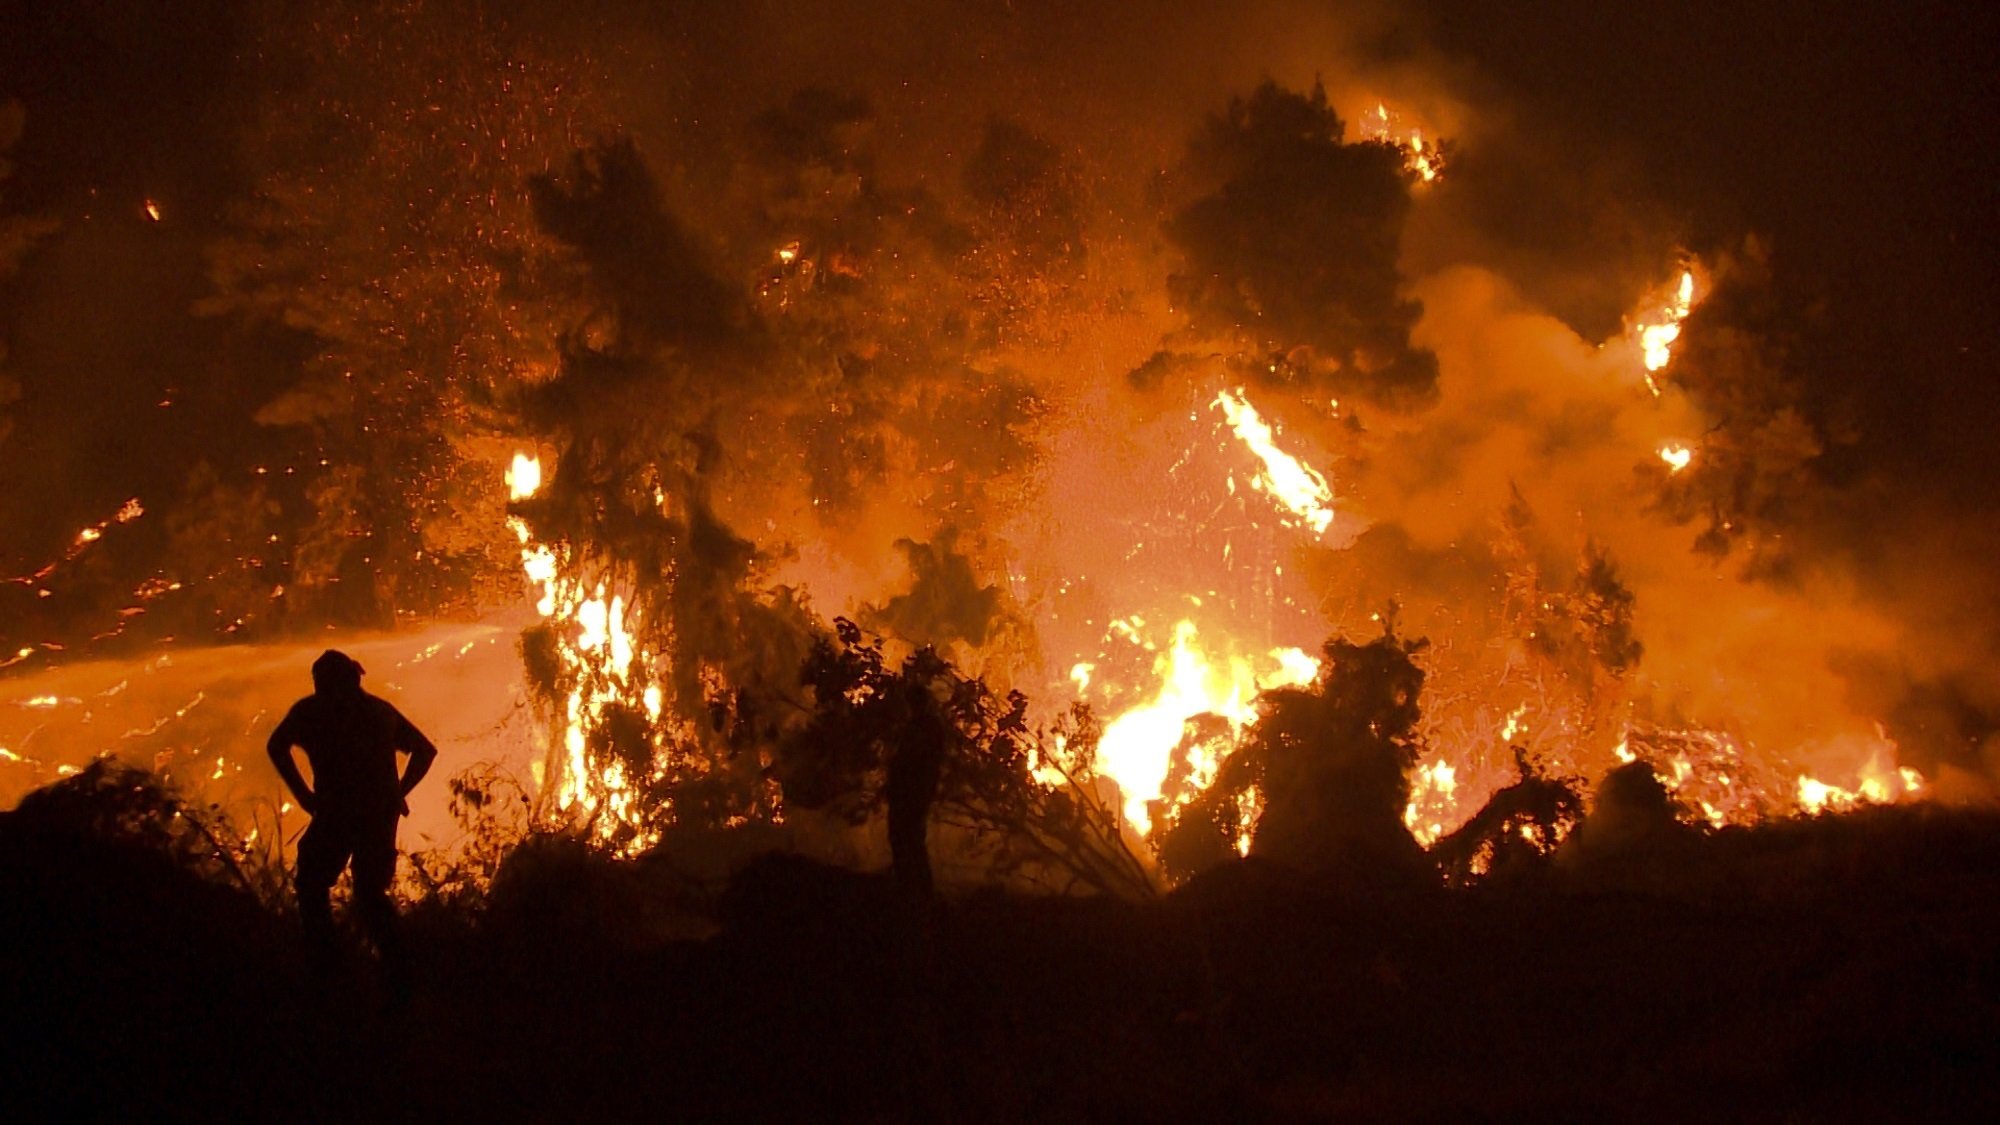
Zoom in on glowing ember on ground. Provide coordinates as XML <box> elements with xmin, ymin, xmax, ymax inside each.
<box><xmin>1659</xmin><ymin>443</ymin><xmax>1694</xmax><ymax>472</ymax></box>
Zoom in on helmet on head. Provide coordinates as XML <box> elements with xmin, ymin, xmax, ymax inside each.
<box><xmin>311</xmin><ymin>649</ymin><xmax>365</xmax><ymax>693</ymax></box>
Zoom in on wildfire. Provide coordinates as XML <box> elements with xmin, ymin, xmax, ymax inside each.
<box><xmin>505</xmin><ymin>450</ymin><xmax>663</xmax><ymax>851</ymax></box>
<box><xmin>1403</xmin><ymin>759</ymin><xmax>1458</xmax><ymax>847</ymax></box>
<box><xmin>505</xmin><ymin>451</ymin><xmax>542</xmax><ymax>500</ymax></box>
<box><xmin>1094</xmin><ymin>620</ymin><xmax>1317</xmax><ymax>836</ymax></box>
<box><xmin>1234</xmin><ymin>785</ymin><xmax>1264</xmax><ymax>856</ymax></box>
<box><xmin>1634</xmin><ymin>269</ymin><xmax>1698</xmax><ymax>394</ymax></box>
<box><xmin>1659</xmin><ymin>443</ymin><xmax>1694</xmax><ymax>472</ymax></box>
<box><xmin>1213</xmin><ymin>387</ymin><xmax>1336</xmax><ymax>535</ymax></box>
<box><xmin>1797</xmin><ymin>763</ymin><xmax>1925</xmax><ymax>815</ymax></box>
<box><xmin>1358</xmin><ymin>102</ymin><xmax>1442</xmax><ymax>183</ymax></box>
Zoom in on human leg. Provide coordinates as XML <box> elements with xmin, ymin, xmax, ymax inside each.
<box><xmin>295</xmin><ymin>819</ymin><xmax>352</xmax><ymax>968</ymax></box>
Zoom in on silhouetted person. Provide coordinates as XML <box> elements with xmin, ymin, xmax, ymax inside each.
<box><xmin>266</xmin><ymin>650</ymin><xmax>436</xmax><ymax>981</ymax></box>
<box><xmin>885</xmin><ymin>669</ymin><xmax>949</xmax><ymax>899</ymax></box>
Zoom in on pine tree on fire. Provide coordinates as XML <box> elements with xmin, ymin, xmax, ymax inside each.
<box><xmin>774</xmin><ymin>619</ymin><xmax>1151</xmax><ymax>898</ymax></box>
<box><xmin>1154</xmin><ymin>619</ymin><xmax>1434</xmax><ymax>886</ymax></box>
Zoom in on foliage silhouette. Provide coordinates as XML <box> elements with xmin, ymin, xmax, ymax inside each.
<box><xmin>1430</xmin><ymin>748</ymin><xmax>1587</xmax><ymax>887</ymax></box>
<box><xmin>1155</xmin><ymin>620</ymin><xmax>1433</xmax><ymax>885</ymax></box>
<box><xmin>776</xmin><ymin>618</ymin><xmax>1153</xmax><ymax>897</ymax></box>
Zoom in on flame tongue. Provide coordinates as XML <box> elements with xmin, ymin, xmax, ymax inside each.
<box><xmin>1095</xmin><ymin>620</ymin><xmax>1318</xmax><ymax>837</ymax></box>
<box><xmin>1214</xmin><ymin>387</ymin><xmax>1335</xmax><ymax>535</ymax></box>
<box><xmin>1635</xmin><ymin>269</ymin><xmax>1697</xmax><ymax>392</ymax></box>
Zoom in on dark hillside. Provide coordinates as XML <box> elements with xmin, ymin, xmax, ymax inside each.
<box><xmin>4</xmin><ymin>770</ymin><xmax>1997</xmax><ymax>1120</ymax></box>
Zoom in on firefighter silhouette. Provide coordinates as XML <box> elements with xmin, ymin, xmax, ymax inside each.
<box><xmin>266</xmin><ymin>650</ymin><xmax>437</xmax><ymax>978</ymax></box>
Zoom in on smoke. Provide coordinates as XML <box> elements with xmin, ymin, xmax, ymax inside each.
<box><xmin>2</xmin><ymin>0</ymin><xmax>1996</xmax><ymax>830</ymax></box>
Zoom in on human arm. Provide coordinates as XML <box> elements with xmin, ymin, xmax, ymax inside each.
<box><xmin>265</xmin><ymin>710</ymin><xmax>316</xmax><ymax>814</ymax></box>
<box><xmin>396</xmin><ymin>713</ymin><xmax>438</xmax><ymax>808</ymax></box>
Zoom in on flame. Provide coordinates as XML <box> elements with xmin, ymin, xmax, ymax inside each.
<box><xmin>143</xmin><ymin>200</ymin><xmax>162</xmax><ymax>222</ymax></box>
<box><xmin>1069</xmin><ymin>662</ymin><xmax>1094</xmax><ymax>692</ymax></box>
<box><xmin>1797</xmin><ymin>758</ymin><xmax>1926</xmax><ymax>815</ymax></box>
<box><xmin>502</xmin><ymin>450</ymin><xmax>664</xmax><ymax>851</ymax></box>
<box><xmin>1403</xmin><ymin>759</ymin><xmax>1458</xmax><ymax>847</ymax></box>
<box><xmin>1213</xmin><ymin>387</ymin><xmax>1335</xmax><ymax>535</ymax></box>
<box><xmin>1094</xmin><ymin>620</ymin><xmax>1317</xmax><ymax>836</ymax></box>
<box><xmin>1659</xmin><ymin>443</ymin><xmax>1694</xmax><ymax>472</ymax></box>
<box><xmin>1234</xmin><ymin>784</ymin><xmax>1264</xmax><ymax>856</ymax></box>
<box><xmin>505</xmin><ymin>452</ymin><xmax>543</xmax><ymax>501</ymax></box>
<box><xmin>1634</xmin><ymin>269</ymin><xmax>1698</xmax><ymax>394</ymax></box>
<box><xmin>1358</xmin><ymin>102</ymin><xmax>1442</xmax><ymax>183</ymax></box>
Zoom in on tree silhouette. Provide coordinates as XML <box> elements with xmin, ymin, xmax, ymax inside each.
<box><xmin>775</xmin><ymin>619</ymin><xmax>1152</xmax><ymax>897</ymax></box>
<box><xmin>1158</xmin><ymin>80</ymin><xmax>1437</xmax><ymax>410</ymax></box>
<box><xmin>1155</xmin><ymin>621</ymin><xmax>1433</xmax><ymax>884</ymax></box>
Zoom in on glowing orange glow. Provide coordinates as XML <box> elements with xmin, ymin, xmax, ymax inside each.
<box><xmin>1634</xmin><ymin>269</ymin><xmax>1698</xmax><ymax>393</ymax></box>
<box><xmin>1094</xmin><ymin>620</ymin><xmax>1317</xmax><ymax>836</ymax></box>
<box><xmin>143</xmin><ymin>200</ymin><xmax>162</xmax><ymax>222</ymax></box>
<box><xmin>1358</xmin><ymin>102</ymin><xmax>1442</xmax><ymax>183</ymax></box>
<box><xmin>1659</xmin><ymin>443</ymin><xmax>1693</xmax><ymax>472</ymax></box>
<box><xmin>1213</xmin><ymin>387</ymin><xmax>1335</xmax><ymax>535</ymax></box>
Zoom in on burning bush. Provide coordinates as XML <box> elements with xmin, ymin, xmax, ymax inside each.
<box><xmin>1154</xmin><ymin>622</ymin><xmax>1433</xmax><ymax>887</ymax></box>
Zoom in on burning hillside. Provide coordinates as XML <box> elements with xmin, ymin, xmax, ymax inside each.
<box><xmin>5</xmin><ymin>5</ymin><xmax>2000</xmax><ymax>1119</ymax></box>
<box><xmin>2</xmin><ymin>3</ymin><xmax>1996</xmax><ymax>889</ymax></box>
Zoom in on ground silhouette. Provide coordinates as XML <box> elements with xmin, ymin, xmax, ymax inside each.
<box><xmin>4</xmin><ymin>758</ymin><xmax>1999</xmax><ymax>1121</ymax></box>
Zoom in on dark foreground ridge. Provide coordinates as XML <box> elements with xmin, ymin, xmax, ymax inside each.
<box><xmin>3</xmin><ymin>769</ymin><xmax>1998</xmax><ymax>1122</ymax></box>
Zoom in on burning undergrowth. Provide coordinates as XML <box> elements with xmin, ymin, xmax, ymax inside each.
<box><xmin>474</xmin><ymin>75</ymin><xmax>1931</xmax><ymax>871</ymax></box>
<box><xmin>0</xmin><ymin>5</ymin><xmax>1977</xmax><ymax>896</ymax></box>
